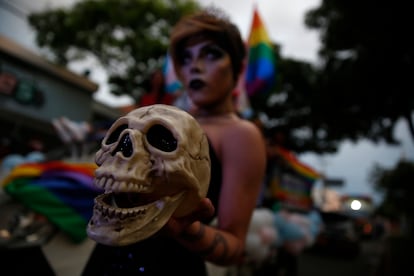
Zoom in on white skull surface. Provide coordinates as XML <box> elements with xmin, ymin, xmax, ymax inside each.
<box><xmin>87</xmin><ymin>104</ymin><xmax>210</xmax><ymax>246</ymax></box>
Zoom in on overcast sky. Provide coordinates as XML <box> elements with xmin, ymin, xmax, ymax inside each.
<box><xmin>1</xmin><ymin>0</ymin><xmax>413</xmax><ymax>205</ymax></box>
<box><xmin>200</xmin><ymin>0</ymin><xmax>321</xmax><ymax>64</ymax></box>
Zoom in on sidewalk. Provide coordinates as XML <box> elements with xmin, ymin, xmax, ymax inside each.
<box><xmin>0</xmin><ymin>193</ymin><xmax>95</xmax><ymax>276</ymax></box>
<box><xmin>42</xmin><ymin>232</ymin><xmax>96</xmax><ymax>276</ymax></box>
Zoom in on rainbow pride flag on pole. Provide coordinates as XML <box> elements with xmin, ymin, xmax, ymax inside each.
<box><xmin>245</xmin><ymin>6</ymin><xmax>276</xmax><ymax>97</ymax></box>
<box><xmin>268</xmin><ymin>146</ymin><xmax>321</xmax><ymax>211</ymax></box>
<box><xmin>276</xmin><ymin>146</ymin><xmax>322</xmax><ymax>183</ymax></box>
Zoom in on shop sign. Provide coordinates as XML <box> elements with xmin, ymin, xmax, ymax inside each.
<box><xmin>0</xmin><ymin>71</ymin><xmax>45</xmax><ymax>106</ymax></box>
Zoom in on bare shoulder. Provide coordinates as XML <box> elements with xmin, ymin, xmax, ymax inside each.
<box><xmin>219</xmin><ymin>118</ymin><xmax>266</xmax><ymax>189</ymax></box>
<box><xmin>223</xmin><ymin>118</ymin><xmax>264</xmax><ymax>145</ymax></box>
<box><xmin>219</xmin><ymin>118</ymin><xmax>266</xmax><ymax>161</ymax></box>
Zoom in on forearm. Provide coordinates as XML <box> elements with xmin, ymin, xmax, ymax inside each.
<box><xmin>176</xmin><ymin>221</ymin><xmax>245</xmax><ymax>266</ymax></box>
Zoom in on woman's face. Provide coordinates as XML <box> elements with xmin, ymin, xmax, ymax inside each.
<box><xmin>177</xmin><ymin>39</ymin><xmax>235</xmax><ymax>107</ymax></box>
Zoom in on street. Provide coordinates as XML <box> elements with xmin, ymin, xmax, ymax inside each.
<box><xmin>298</xmin><ymin>240</ymin><xmax>381</xmax><ymax>276</ymax></box>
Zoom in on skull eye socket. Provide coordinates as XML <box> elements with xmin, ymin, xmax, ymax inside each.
<box><xmin>106</xmin><ymin>124</ymin><xmax>128</xmax><ymax>145</ymax></box>
<box><xmin>146</xmin><ymin>124</ymin><xmax>177</xmax><ymax>152</ymax></box>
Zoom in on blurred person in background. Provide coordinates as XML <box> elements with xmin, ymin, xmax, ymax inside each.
<box><xmin>138</xmin><ymin>68</ymin><xmax>176</xmax><ymax>107</ymax></box>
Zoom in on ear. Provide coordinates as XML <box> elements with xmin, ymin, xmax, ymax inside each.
<box><xmin>233</xmin><ymin>58</ymin><xmax>247</xmax><ymax>94</ymax></box>
<box><xmin>240</xmin><ymin>57</ymin><xmax>247</xmax><ymax>75</ymax></box>
<box><xmin>234</xmin><ymin>56</ymin><xmax>247</xmax><ymax>83</ymax></box>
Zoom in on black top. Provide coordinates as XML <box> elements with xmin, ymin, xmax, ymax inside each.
<box><xmin>204</xmin><ymin>140</ymin><xmax>222</xmax><ymax>222</ymax></box>
<box><xmin>81</xmin><ymin>141</ymin><xmax>222</xmax><ymax>276</ymax></box>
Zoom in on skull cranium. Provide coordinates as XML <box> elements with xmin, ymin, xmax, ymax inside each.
<box><xmin>87</xmin><ymin>104</ymin><xmax>210</xmax><ymax>246</ymax></box>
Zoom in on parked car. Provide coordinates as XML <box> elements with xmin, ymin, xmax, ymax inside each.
<box><xmin>308</xmin><ymin>211</ymin><xmax>360</xmax><ymax>259</ymax></box>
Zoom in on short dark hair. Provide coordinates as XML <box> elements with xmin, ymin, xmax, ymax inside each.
<box><xmin>169</xmin><ymin>8</ymin><xmax>246</xmax><ymax>81</ymax></box>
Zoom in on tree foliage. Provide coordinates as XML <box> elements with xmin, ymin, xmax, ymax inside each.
<box><xmin>369</xmin><ymin>160</ymin><xmax>414</xmax><ymax>229</ymax></box>
<box><xmin>28</xmin><ymin>0</ymin><xmax>200</xmax><ymax>100</ymax></box>
<box><xmin>248</xmin><ymin>0</ymin><xmax>413</xmax><ymax>153</ymax></box>
<box><xmin>303</xmin><ymin>0</ymin><xmax>414</xmax><ymax>146</ymax></box>
<box><xmin>254</xmin><ymin>45</ymin><xmax>340</xmax><ymax>153</ymax></box>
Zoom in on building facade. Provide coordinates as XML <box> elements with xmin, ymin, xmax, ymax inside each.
<box><xmin>0</xmin><ymin>35</ymin><xmax>120</xmax><ymax>158</ymax></box>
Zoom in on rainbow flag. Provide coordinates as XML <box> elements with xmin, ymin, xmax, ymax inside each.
<box><xmin>268</xmin><ymin>146</ymin><xmax>321</xmax><ymax>211</ymax></box>
<box><xmin>2</xmin><ymin>161</ymin><xmax>101</xmax><ymax>243</ymax></box>
<box><xmin>276</xmin><ymin>146</ymin><xmax>321</xmax><ymax>183</ymax></box>
<box><xmin>245</xmin><ymin>7</ymin><xmax>276</xmax><ymax>97</ymax></box>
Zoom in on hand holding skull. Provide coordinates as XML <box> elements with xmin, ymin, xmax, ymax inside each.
<box><xmin>161</xmin><ymin>197</ymin><xmax>214</xmax><ymax>237</ymax></box>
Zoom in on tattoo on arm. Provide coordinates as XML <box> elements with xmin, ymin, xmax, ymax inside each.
<box><xmin>199</xmin><ymin>232</ymin><xmax>228</xmax><ymax>259</ymax></box>
<box><xmin>180</xmin><ymin>224</ymin><xmax>239</xmax><ymax>262</ymax></box>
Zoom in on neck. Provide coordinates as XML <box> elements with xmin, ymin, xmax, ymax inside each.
<box><xmin>195</xmin><ymin>111</ymin><xmax>238</xmax><ymax>123</ymax></box>
<box><xmin>193</xmin><ymin>101</ymin><xmax>236</xmax><ymax>116</ymax></box>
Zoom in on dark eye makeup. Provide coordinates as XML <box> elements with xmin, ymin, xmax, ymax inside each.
<box><xmin>179</xmin><ymin>42</ymin><xmax>226</xmax><ymax>65</ymax></box>
<box><xmin>204</xmin><ymin>44</ymin><xmax>225</xmax><ymax>59</ymax></box>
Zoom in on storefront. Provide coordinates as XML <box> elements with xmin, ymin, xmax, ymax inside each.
<box><xmin>0</xmin><ymin>35</ymin><xmax>120</xmax><ymax>158</ymax></box>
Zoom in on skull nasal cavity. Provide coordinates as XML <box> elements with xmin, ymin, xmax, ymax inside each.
<box><xmin>146</xmin><ymin>124</ymin><xmax>177</xmax><ymax>152</ymax></box>
<box><xmin>112</xmin><ymin>133</ymin><xmax>133</xmax><ymax>157</ymax></box>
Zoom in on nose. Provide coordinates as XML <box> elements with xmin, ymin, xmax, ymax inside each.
<box><xmin>190</xmin><ymin>58</ymin><xmax>203</xmax><ymax>73</ymax></box>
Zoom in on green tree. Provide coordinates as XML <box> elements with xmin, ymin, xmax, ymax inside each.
<box><xmin>304</xmin><ymin>0</ymin><xmax>414</xmax><ymax>145</ymax></box>
<box><xmin>28</xmin><ymin>0</ymin><xmax>199</xmax><ymax>100</ymax></box>
<box><xmin>370</xmin><ymin>160</ymin><xmax>414</xmax><ymax>235</ymax></box>
<box><xmin>253</xmin><ymin>45</ymin><xmax>340</xmax><ymax>153</ymax></box>
<box><xmin>252</xmin><ymin>0</ymin><xmax>413</xmax><ymax>153</ymax></box>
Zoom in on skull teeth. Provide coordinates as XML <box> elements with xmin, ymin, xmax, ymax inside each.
<box><xmin>100</xmin><ymin>203</ymin><xmax>147</xmax><ymax>219</ymax></box>
<box><xmin>94</xmin><ymin>176</ymin><xmax>150</xmax><ymax>192</ymax></box>
<box><xmin>94</xmin><ymin>194</ymin><xmax>166</xmax><ymax>219</ymax></box>
<box><xmin>87</xmin><ymin>191</ymin><xmax>187</xmax><ymax>246</ymax></box>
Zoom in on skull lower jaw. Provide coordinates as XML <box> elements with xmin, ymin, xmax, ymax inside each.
<box><xmin>87</xmin><ymin>191</ymin><xmax>186</xmax><ymax>246</ymax></box>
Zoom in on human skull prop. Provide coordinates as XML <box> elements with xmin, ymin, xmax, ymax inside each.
<box><xmin>87</xmin><ymin>104</ymin><xmax>210</xmax><ymax>246</ymax></box>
